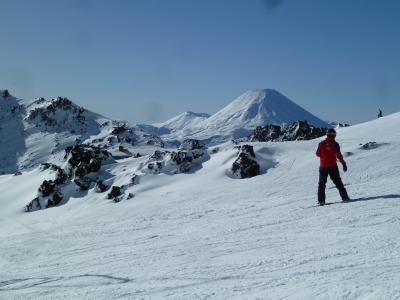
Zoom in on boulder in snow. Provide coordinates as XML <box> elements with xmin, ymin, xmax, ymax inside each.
<box><xmin>108</xmin><ymin>186</ymin><xmax>122</xmax><ymax>200</ymax></box>
<box><xmin>47</xmin><ymin>191</ymin><xmax>64</xmax><ymax>207</ymax></box>
<box><xmin>95</xmin><ymin>180</ymin><xmax>109</xmax><ymax>193</ymax></box>
<box><xmin>38</xmin><ymin>180</ymin><xmax>56</xmax><ymax>197</ymax></box>
<box><xmin>74</xmin><ymin>176</ymin><xmax>91</xmax><ymax>191</ymax></box>
<box><xmin>231</xmin><ymin>145</ymin><xmax>260</xmax><ymax>179</ymax></box>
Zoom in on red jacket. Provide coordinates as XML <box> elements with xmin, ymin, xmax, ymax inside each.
<box><xmin>316</xmin><ymin>137</ymin><xmax>346</xmax><ymax>168</ymax></box>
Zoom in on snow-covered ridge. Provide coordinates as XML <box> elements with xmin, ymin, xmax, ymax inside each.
<box><xmin>0</xmin><ymin>91</ymin><xmax>165</xmax><ymax>175</ymax></box>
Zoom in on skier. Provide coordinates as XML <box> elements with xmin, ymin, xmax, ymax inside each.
<box><xmin>316</xmin><ymin>128</ymin><xmax>350</xmax><ymax>206</ymax></box>
<box><xmin>378</xmin><ymin>109</ymin><xmax>383</xmax><ymax>118</ymax></box>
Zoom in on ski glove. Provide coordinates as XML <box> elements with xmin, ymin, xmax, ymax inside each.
<box><xmin>343</xmin><ymin>163</ymin><xmax>348</xmax><ymax>172</ymax></box>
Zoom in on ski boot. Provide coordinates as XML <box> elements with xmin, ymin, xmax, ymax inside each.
<box><xmin>342</xmin><ymin>196</ymin><xmax>351</xmax><ymax>202</ymax></box>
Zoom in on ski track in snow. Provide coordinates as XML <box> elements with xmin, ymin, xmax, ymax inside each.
<box><xmin>0</xmin><ymin>114</ymin><xmax>400</xmax><ymax>299</ymax></box>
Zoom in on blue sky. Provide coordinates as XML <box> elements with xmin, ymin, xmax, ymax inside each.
<box><xmin>1</xmin><ymin>0</ymin><xmax>399</xmax><ymax>124</ymax></box>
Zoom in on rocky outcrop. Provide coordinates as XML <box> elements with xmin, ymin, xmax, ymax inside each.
<box><xmin>108</xmin><ymin>186</ymin><xmax>122</xmax><ymax>201</ymax></box>
<box><xmin>25</xmin><ymin>185</ymin><xmax>64</xmax><ymax>211</ymax></box>
<box><xmin>38</xmin><ymin>180</ymin><xmax>56</xmax><ymax>197</ymax></box>
<box><xmin>95</xmin><ymin>180</ymin><xmax>109</xmax><ymax>193</ymax></box>
<box><xmin>179</xmin><ymin>139</ymin><xmax>205</xmax><ymax>151</ymax></box>
<box><xmin>250</xmin><ymin>121</ymin><xmax>327</xmax><ymax>142</ymax></box>
<box><xmin>231</xmin><ymin>144</ymin><xmax>260</xmax><ymax>179</ymax></box>
<box><xmin>27</xmin><ymin>97</ymin><xmax>86</xmax><ymax>130</ymax></box>
<box><xmin>103</xmin><ymin>121</ymin><xmax>165</xmax><ymax>150</ymax></box>
<box><xmin>360</xmin><ymin>142</ymin><xmax>379</xmax><ymax>150</ymax></box>
<box><xmin>139</xmin><ymin>139</ymin><xmax>207</xmax><ymax>175</ymax></box>
<box><xmin>74</xmin><ymin>177</ymin><xmax>91</xmax><ymax>191</ymax></box>
<box><xmin>25</xmin><ymin>144</ymin><xmax>113</xmax><ymax>212</ymax></box>
<box><xmin>54</xmin><ymin>168</ymin><xmax>68</xmax><ymax>185</ymax></box>
<box><xmin>1</xmin><ymin>89</ymin><xmax>11</xmax><ymax>98</ymax></box>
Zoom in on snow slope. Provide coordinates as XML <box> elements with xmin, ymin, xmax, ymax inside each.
<box><xmin>0</xmin><ymin>112</ymin><xmax>399</xmax><ymax>299</ymax></box>
<box><xmin>152</xmin><ymin>89</ymin><xmax>330</xmax><ymax>144</ymax></box>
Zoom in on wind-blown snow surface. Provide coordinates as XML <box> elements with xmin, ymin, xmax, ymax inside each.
<box><xmin>150</xmin><ymin>89</ymin><xmax>330</xmax><ymax>144</ymax></box>
<box><xmin>1</xmin><ymin>113</ymin><xmax>400</xmax><ymax>299</ymax></box>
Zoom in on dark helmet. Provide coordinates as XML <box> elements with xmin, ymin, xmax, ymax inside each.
<box><xmin>326</xmin><ymin>128</ymin><xmax>336</xmax><ymax>137</ymax></box>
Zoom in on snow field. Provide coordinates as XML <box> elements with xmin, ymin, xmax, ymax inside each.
<box><xmin>0</xmin><ymin>113</ymin><xmax>399</xmax><ymax>299</ymax></box>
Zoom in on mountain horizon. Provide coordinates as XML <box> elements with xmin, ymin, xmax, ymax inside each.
<box><xmin>148</xmin><ymin>88</ymin><xmax>330</xmax><ymax>144</ymax></box>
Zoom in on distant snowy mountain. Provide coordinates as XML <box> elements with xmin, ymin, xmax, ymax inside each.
<box><xmin>139</xmin><ymin>111</ymin><xmax>210</xmax><ymax>139</ymax></box>
<box><xmin>149</xmin><ymin>89</ymin><xmax>330</xmax><ymax>144</ymax></box>
<box><xmin>154</xmin><ymin>111</ymin><xmax>210</xmax><ymax>130</ymax></box>
<box><xmin>0</xmin><ymin>90</ymin><xmax>164</xmax><ymax>174</ymax></box>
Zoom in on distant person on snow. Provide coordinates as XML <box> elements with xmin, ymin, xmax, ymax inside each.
<box><xmin>316</xmin><ymin>128</ymin><xmax>350</xmax><ymax>206</ymax></box>
<box><xmin>378</xmin><ymin>109</ymin><xmax>383</xmax><ymax>118</ymax></box>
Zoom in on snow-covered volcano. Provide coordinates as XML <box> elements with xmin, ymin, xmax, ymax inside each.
<box><xmin>151</xmin><ymin>89</ymin><xmax>329</xmax><ymax>143</ymax></box>
<box><xmin>205</xmin><ymin>89</ymin><xmax>328</xmax><ymax>128</ymax></box>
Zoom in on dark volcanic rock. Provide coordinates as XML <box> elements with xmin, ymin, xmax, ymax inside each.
<box><xmin>40</xmin><ymin>163</ymin><xmax>61</xmax><ymax>171</ymax></box>
<box><xmin>141</xmin><ymin>139</ymin><xmax>207</xmax><ymax>175</ymax></box>
<box><xmin>27</xmin><ymin>97</ymin><xmax>86</xmax><ymax>128</ymax></box>
<box><xmin>26</xmin><ymin>143</ymin><xmax>112</xmax><ymax>212</ymax></box>
<box><xmin>54</xmin><ymin>168</ymin><xmax>68</xmax><ymax>185</ymax></box>
<box><xmin>111</xmin><ymin>125</ymin><xmax>128</xmax><ymax>135</ymax></box>
<box><xmin>88</xmin><ymin>158</ymin><xmax>101</xmax><ymax>173</ymax></box>
<box><xmin>47</xmin><ymin>191</ymin><xmax>64</xmax><ymax>207</ymax></box>
<box><xmin>250</xmin><ymin>121</ymin><xmax>327</xmax><ymax>142</ymax></box>
<box><xmin>285</xmin><ymin>121</ymin><xmax>327</xmax><ymax>141</ymax></box>
<box><xmin>65</xmin><ymin>144</ymin><xmax>109</xmax><ymax>163</ymax></box>
<box><xmin>147</xmin><ymin>162</ymin><xmax>164</xmax><ymax>174</ymax></box>
<box><xmin>74</xmin><ymin>177</ymin><xmax>91</xmax><ymax>191</ymax></box>
<box><xmin>108</xmin><ymin>186</ymin><xmax>122</xmax><ymax>199</ymax></box>
<box><xmin>149</xmin><ymin>150</ymin><xmax>167</xmax><ymax>160</ymax></box>
<box><xmin>251</xmin><ymin>124</ymin><xmax>283</xmax><ymax>142</ymax></box>
<box><xmin>95</xmin><ymin>180</ymin><xmax>109</xmax><ymax>193</ymax></box>
<box><xmin>170</xmin><ymin>151</ymin><xmax>193</xmax><ymax>165</ymax></box>
<box><xmin>74</xmin><ymin>162</ymin><xmax>88</xmax><ymax>178</ymax></box>
<box><xmin>25</xmin><ymin>197</ymin><xmax>41</xmax><ymax>212</ymax></box>
<box><xmin>179</xmin><ymin>139</ymin><xmax>205</xmax><ymax>151</ymax></box>
<box><xmin>361</xmin><ymin>142</ymin><xmax>379</xmax><ymax>150</ymax></box>
<box><xmin>38</xmin><ymin>180</ymin><xmax>56</xmax><ymax>197</ymax></box>
<box><xmin>237</xmin><ymin>144</ymin><xmax>256</xmax><ymax>158</ymax></box>
<box><xmin>65</xmin><ymin>144</ymin><xmax>110</xmax><ymax>178</ymax></box>
<box><xmin>170</xmin><ymin>151</ymin><xmax>193</xmax><ymax>173</ymax></box>
<box><xmin>2</xmin><ymin>89</ymin><xmax>11</xmax><ymax>98</ymax></box>
<box><xmin>130</xmin><ymin>174</ymin><xmax>140</xmax><ymax>185</ymax></box>
<box><xmin>231</xmin><ymin>145</ymin><xmax>260</xmax><ymax>179</ymax></box>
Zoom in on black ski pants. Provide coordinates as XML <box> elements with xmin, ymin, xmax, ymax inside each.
<box><xmin>318</xmin><ymin>166</ymin><xmax>348</xmax><ymax>203</ymax></box>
